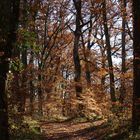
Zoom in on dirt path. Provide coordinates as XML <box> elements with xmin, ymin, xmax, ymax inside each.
<box><xmin>40</xmin><ymin>120</ymin><xmax>111</xmax><ymax>140</ymax></box>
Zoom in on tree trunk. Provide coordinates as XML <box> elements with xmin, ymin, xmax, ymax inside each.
<box><xmin>119</xmin><ymin>0</ymin><xmax>126</xmax><ymax>104</ymax></box>
<box><xmin>0</xmin><ymin>0</ymin><xmax>20</xmax><ymax>139</ymax></box>
<box><xmin>102</xmin><ymin>0</ymin><xmax>116</xmax><ymax>102</ymax></box>
<box><xmin>101</xmin><ymin>48</ymin><xmax>106</xmax><ymax>90</ymax></box>
<box><xmin>38</xmin><ymin>70</ymin><xmax>43</xmax><ymax>116</ymax></box>
<box><xmin>85</xmin><ymin>16</ymin><xmax>93</xmax><ymax>87</ymax></box>
<box><xmin>0</xmin><ymin>61</ymin><xmax>9</xmax><ymax>140</ymax></box>
<box><xmin>29</xmin><ymin>51</ymin><xmax>34</xmax><ymax>115</ymax></box>
<box><xmin>21</xmin><ymin>48</ymin><xmax>27</xmax><ymax>112</ymax></box>
<box><xmin>20</xmin><ymin>0</ymin><xmax>28</xmax><ymax>113</ymax></box>
<box><xmin>73</xmin><ymin>0</ymin><xmax>83</xmax><ymax>116</ymax></box>
<box><xmin>132</xmin><ymin>0</ymin><xmax>140</xmax><ymax>132</ymax></box>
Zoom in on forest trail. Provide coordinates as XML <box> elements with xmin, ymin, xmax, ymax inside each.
<box><xmin>39</xmin><ymin>120</ymin><xmax>111</xmax><ymax>140</ymax></box>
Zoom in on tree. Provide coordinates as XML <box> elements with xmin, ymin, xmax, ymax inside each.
<box><xmin>0</xmin><ymin>0</ymin><xmax>20</xmax><ymax>139</ymax></box>
<box><xmin>132</xmin><ymin>0</ymin><xmax>140</xmax><ymax>132</ymax></box>
<box><xmin>120</xmin><ymin>0</ymin><xmax>127</xmax><ymax>104</ymax></box>
<box><xmin>102</xmin><ymin>0</ymin><xmax>116</xmax><ymax>102</ymax></box>
<box><xmin>73</xmin><ymin>0</ymin><xmax>83</xmax><ymax>116</ymax></box>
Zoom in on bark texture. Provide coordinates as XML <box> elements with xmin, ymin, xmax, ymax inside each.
<box><xmin>132</xmin><ymin>0</ymin><xmax>140</xmax><ymax>132</ymax></box>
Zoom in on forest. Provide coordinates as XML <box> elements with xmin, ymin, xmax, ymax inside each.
<box><xmin>0</xmin><ymin>0</ymin><xmax>140</xmax><ymax>140</ymax></box>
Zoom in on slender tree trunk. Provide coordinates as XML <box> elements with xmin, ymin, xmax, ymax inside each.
<box><xmin>102</xmin><ymin>0</ymin><xmax>116</xmax><ymax>102</ymax></box>
<box><xmin>38</xmin><ymin>72</ymin><xmax>43</xmax><ymax>116</ymax></box>
<box><xmin>30</xmin><ymin>80</ymin><xmax>34</xmax><ymax>115</ymax></box>
<box><xmin>85</xmin><ymin>58</ymin><xmax>91</xmax><ymax>87</ymax></box>
<box><xmin>101</xmin><ymin>48</ymin><xmax>106</xmax><ymax>90</ymax></box>
<box><xmin>132</xmin><ymin>0</ymin><xmax>140</xmax><ymax>132</ymax></box>
<box><xmin>29</xmin><ymin>51</ymin><xmax>34</xmax><ymax>115</ymax></box>
<box><xmin>20</xmin><ymin>0</ymin><xmax>28</xmax><ymax>113</ymax></box>
<box><xmin>73</xmin><ymin>0</ymin><xmax>83</xmax><ymax>116</ymax></box>
<box><xmin>85</xmin><ymin>17</ymin><xmax>92</xmax><ymax>87</ymax></box>
<box><xmin>0</xmin><ymin>61</ymin><xmax>9</xmax><ymax>140</ymax></box>
<box><xmin>21</xmin><ymin>49</ymin><xmax>27</xmax><ymax>112</ymax></box>
<box><xmin>120</xmin><ymin>0</ymin><xmax>126</xmax><ymax>104</ymax></box>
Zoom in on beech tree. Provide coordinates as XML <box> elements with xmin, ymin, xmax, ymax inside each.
<box><xmin>73</xmin><ymin>0</ymin><xmax>83</xmax><ymax>116</ymax></box>
<box><xmin>102</xmin><ymin>0</ymin><xmax>116</xmax><ymax>102</ymax></box>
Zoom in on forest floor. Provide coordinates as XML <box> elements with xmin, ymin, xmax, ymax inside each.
<box><xmin>39</xmin><ymin>119</ymin><xmax>128</xmax><ymax>140</ymax></box>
